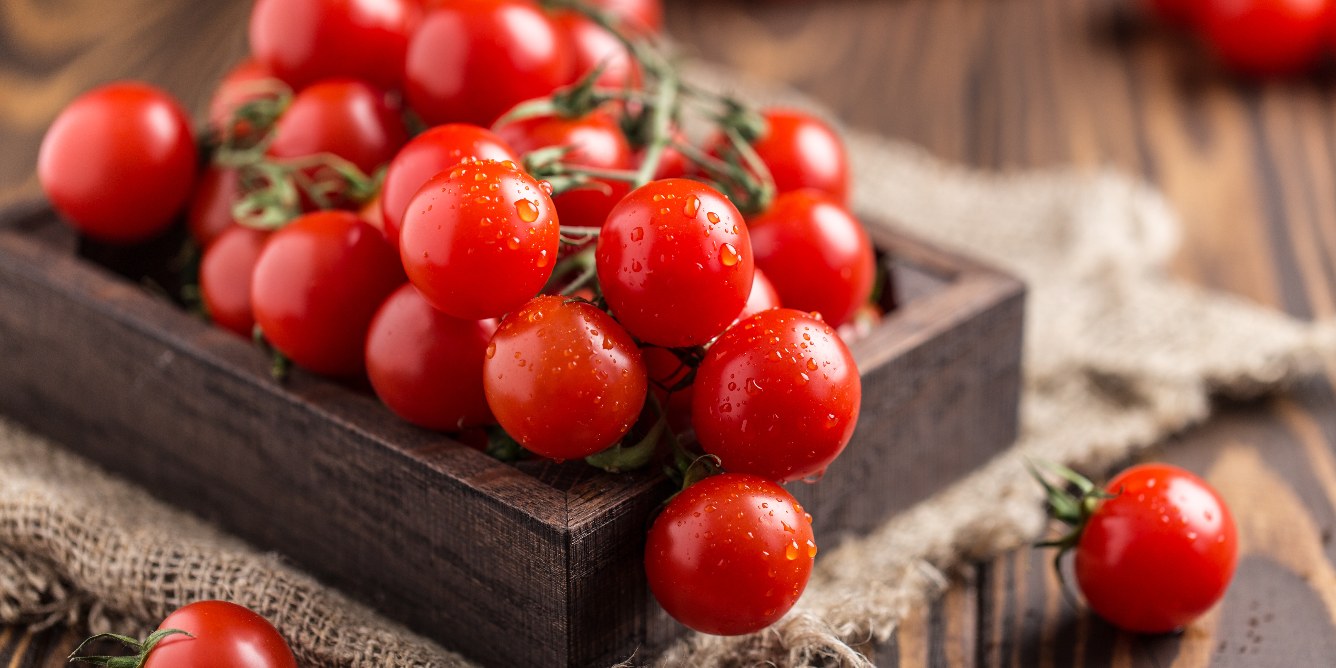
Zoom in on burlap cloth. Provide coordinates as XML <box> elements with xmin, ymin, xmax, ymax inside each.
<box><xmin>3</xmin><ymin>69</ymin><xmax>1334</xmax><ymax>666</ymax></box>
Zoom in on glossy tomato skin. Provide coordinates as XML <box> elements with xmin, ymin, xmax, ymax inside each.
<box><xmin>693</xmin><ymin>309</ymin><xmax>861</xmax><ymax>483</ymax></box>
<box><xmin>749</xmin><ymin>190</ymin><xmax>875</xmax><ymax>328</ymax></box>
<box><xmin>645</xmin><ymin>473</ymin><xmax>816</xmax><ymax>635</ymax></box>
<box><xmin>737</xmin><ymin>267</ymin><xmax>782</xmax><ymax>322</ymax></box>
<box><xmin>596</xmin><ymin>179</ymin><xmax>754</xmax><ymax>347</ymax></box>
<box><xmin>200</xmin><ymin>225</ymin><xmax>270</xmax><ymax>338</ymax></box>
<box><xmin>483</xmin><ymin>295</ymin><xmax>647</xmax><ymax>460</ymax></box>
<box><xmin>1075</xmin><ymin>464</ymin><xmax>1237</xmax><ymax>634</ymax></box>
<box><xmin>249</xmin><ymin>0</ymin><xmax>421</xmax><ymax>90</ymax></box>
<box><xmin>207</xmin><ymin>58</ymin><xmax>281</xmax><ymax>136</ymax></box>
<box><xmin>644</xmin><ymin>346</ymin><xmax>694</xmax><ymax>432</ymax></box>
<box><xmin>39</xmin><ymin>82</ymin><xmax>197</xmax><ymax>244</ymax></box>
<box><xmin>400</xmin><ymin>160</ymin><xmax>559</xmax><ymax>319</ymax></box>
<box><xmin>187</xmin><ymin>167</ymin><xmax>243</xmax><ymax>249</ymax></box>
<box><xmin>251</xmin><ymin>211</ymin><xmax>405</xmax><ymax>377</ymax></box>
<box><xmin>1198</xmin><ymin>0</ymin><xmax>1329</xmax><ymax>76</ymax></box>
<box><xmin>366</xmin><ymin>284</ymin><xmax>497</xmax><ymax>430</ymax></box>
<box><xmin>495</xmin><ymin>111</ymin><xmax>632</xmax><ymax>229</ymax></box>
<box><xmin>380</xmin><ymin>124</ymin><xmax>520</xmax><ymax>247</ymax></box>
<box><xmin>405</xmin><ymin>0</ymin><xmax>573</xmax><ymax>127</ymax></box>
<box><xmin>555</xmin><ymin>12</ymin><xmax>642</xmax><ymax>89</ymax></box>
<box><xmin>587</xmin><ymin>0</ymin><xmax>663</xmax><ymax>34</ymax></box>
<box><xmin>267</xmin><ymin>79</ymin><xmax>409</xmax><ymax>176</ymax></box>
<box><xmin>143</xmin><ymin>600</ymin><xmax>296</xmax><ymax>668</ymax></box>
<box><xmin>712</xmin><ymin>109</ymin><xmax>849</xmax><ymax>204</ymax></box>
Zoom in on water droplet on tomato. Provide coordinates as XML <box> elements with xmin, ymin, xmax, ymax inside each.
<box><xmin>798</xmin><ymin>372</ymin><xmax>810</xmax><ymax>384</ymax></box>
<box><xmin>536</xmin><ymin>250</ymin><xmax>549</xmax><ymax>267</ymax></box>
<box><xmin>539</xmin><ymin>180</ymin><xmax>554</xmax><ymax>196</ymax></box>
<box><xmin>515</xmin><ymin>198</ymin><xmax>539</xmax><ymax>223</ymax></box>
<box><xmin>507</xmin><ymin>236</ymin><xmax>521</xmax><ymax>250</ymax></box>
<box><xmin>602</xmin><ymin>336</ymin><xmax>615</xmax><ymax>350</ymax></box>
<box><xmin>707</xmin><ymin>211</ymin><xmax>721</xmax><ymax>224</ymax></box>
<box><xmin>684</xmin><ymin>195</ymin><xmax>700</xmax><ymax>217</ymax></box>
<box><xmin>806</xmin><ymin>539</ymin><xmax>818</xmax><ymax>557</ymax></box>
<box><xmin>631</xmin><ymin>260</ymin><xmax>643</xmax><ymax>272</ymax></box>
<box><xmin>785</xmin><ymin>541</ymin><xmax>800</xmax><ymax>560</ymax></box>
<box><xmin>631</xmin><ymin>227</ymin><xmax>644</xmax><ymax>241</ymax></box>
<box><xmin>720</xmin><ymin>243</ymin><xmax>740</xmax><ymax>267</ymax></box>
<box><xmin>485</xmin><ymin>342</ymin><xmax>496</xmax><ymax>359</ymax></box>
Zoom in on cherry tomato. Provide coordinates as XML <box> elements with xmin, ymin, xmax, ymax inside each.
<box><xmin>143</xmin><ymin>600</ymin><xmax>296</xmax><ymax>668</ymax></box>
<box><xmin>737</xmin><ymin>266</ymin><xmax>782</xmax><ymax>322</ymax></box>
<box><xmin>483</xmin><ymin>295</ymin><xmax>647</xmax><ymax>460</ymax></box>
<box><xmin>405</xmin><ymin>0</ymin><xmax>573</xmax><ymax>127</ymax></box>
<box><xmin>1198</xmin><ymin>0</ymin><xmax>1329</xmax><ymax>76</ymax></box>
<box><xmin>251</xmin><ymin>211</ymin><xmax>404</xmax><ymax>377</ymax></box>
<box><xmin>644</xmin><ymin>473</ymin><xmax>816</xmax><ymax>635</ymax></box>
<box><xmin>200</xmin><ymin>225</ymin><xmax>270</xmax><ymax>338</ymax></box>
<box><xmin>399</xmin><ymin>160</ymin><xmax>560</xmax><ymax>319</ymax></box>
<box><xmin>366</xmin><ymin>284</ymin><xmax>497</xmax><ymax>430</ymax></box>
<box><xmin>586</xmin><ymin>0</ymin><xmax>663</xmax><ymax>34</ymax></box>
<box><xmin>749</xmin><ymin>190</ymin><xmax>875</xmax><ymax>328</ymax></box>
<box><xmin>380</xmin><ymin>124</ymin><xmax>519</xmax><ymax>247</ymax></box>
<box><xmin>710</xmin><ymin>109</ymin><xmax>849</xmax><ymax>204</ymax></box>
<box><xmin>495</xmin><ymin>111</ymin><xmax>632</xmax><ymax>229</ymax></box>
<box><xmin>268</xmin><ymin>78</ymin><xmax>408</xmax><ymax>177</ymax></box>
<box><xmin>39</xmin><ymin>81</ymin><xmax>197</xmax><ymax>243</ymax></box>
<box><xmin>249</xmin><ymin>0</ymin><xmax>422</xmax><ymax>90</ymax></box>
<box><xmin>1075</xmin><ymin>463</ymin><xmax>1237</xmax><ymax>633</ymax></box>
<box><xmin>634</xmin><ymin>129</ymin><xmax>690</xmax><ymax>180</ymax></box>
<box><xmin>693</xmin><ymin>308</ymin><xmax>861</xmax><ymax>482</ymax></box>
<box><xmin>207</xmin><ymin>58</ymin><xmax>282</xmax><ymax>137</ymax></box>
<box><xmin>643</xmin><ymin>346</ymin><xmax>694</xmax><ymax>432</ymax></box>
<box><xmin>187</xmin><ymin>167</ymin><xmax>243</xmax><ymax>249</ymax></box>
<box><xmin>596</xmin><ymin>179</ymin><xmax>754</xmax><ymax>347</ymax></box>
<box><xmin>555</xmin><ymin>12</ymin><xmax>642</xmax><ymax>90</ymax></box>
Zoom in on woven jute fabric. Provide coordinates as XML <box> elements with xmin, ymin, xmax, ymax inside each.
<box><xmin>3</xmin><ymin>70</ymin><xmax>1333</xmax><ymax>666</ymax></box>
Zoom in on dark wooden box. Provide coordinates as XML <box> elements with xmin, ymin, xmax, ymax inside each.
<box><xmin>0</xmin><ymin>199</ymin><xmax>1023</xmax><ymax>667</ymax></box>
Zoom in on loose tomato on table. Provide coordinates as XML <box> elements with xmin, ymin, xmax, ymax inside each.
<box><xmin>38</xmin><ymin>82</ymin><xmax>197</xmax><ymax>244</ymax></box>
<box><xmin>199</xmin><ymin>225</ymin><xmax>270</xmax><ymax>338</ymax></box>
<box><xmin>645</xmin><ymin>473</ymin><xmax>816</xmax><ymax>635</ymax></box>
<box><xmin>1196</xmin><ymin>0</ymin><xmax>1330</xmax><ymax>77</ymax></box>
<box><xmin>249</xmin><ymin>0</ymin><xmax>422</xmax><ymax>90</ymax></box>
<box><xmin>69</xmin><ymin>600</ymin><xmax>296</xmax><ymax>668</ymax></box>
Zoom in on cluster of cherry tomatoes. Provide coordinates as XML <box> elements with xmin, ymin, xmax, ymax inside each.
<box><xmin>1146</xmin><ymin>0</ymin><xmax>1336</xmax><ymax>76</ymax></box>
<box><xmin>39</xmin><ymin>0</ymin><xmax>881</xmax><ymax>637</ymax></box>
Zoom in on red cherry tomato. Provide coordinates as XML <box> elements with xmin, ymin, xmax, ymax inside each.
<box><xmin>200</xmin><ymin>225</ymin><xmax>270</xmax><ymax>338</ymax></box>
<box><xmin>399</xmin><ymin>160</ymin><xmax>560</xmax><ymax>319</ymax></box>
<box><xmin>710</xmin><ymin>109</ymin><xmax>849</xmax><ymax>204</ymax></box>
<box><xmin>249</xmin><ymin>0</ymin><xmax>421</xmax><ymax>90</ymax></box>
<box><xmin>596</xmin><ymin>179</ymin><xmax>754</xmax><ymax>347</ymax></box>
<box><xmin>187</xmin><ymin>167</ymin><xmax>243</xmax><ymax>249</ymax></box>
<box><xmin>38</xmin><ymin>82</ymin><xmax>197</xmax><ymax>243</ymax></box>
<box><xmin>644</xmin><ymin>473</ymin><xmax>816</xmax><ymax>635</ymax></box>
<box><xmin>1198</xmin><ymin>0</ymin><xmax>1329</xmax><ymax>76</ymax></box>
<box><xmin>268</xmin><ymin>78</ymin><xmax>408</xmax><ymax>177</ymax></box>
<box><xmin>380</xmin><ymin>124</ymin><xmax>520</xmax><ymax>247</ymax></box>
<box><xmin>1075</xmin><ymin>463</ymin><xmax>1238</xmax><ymax>633</ymax></box>
<box><xmin>207</xmin><ymin>58</ymin><xmax>282</xmax><ymax>137</ymax></box>
<box><xmin>405</xmin><ymin>0</ymin><xmax>573</xmax><ymax>127</ymax></box>
<box><xmin>693</xmin><ymin>308</ymin><xmax>861</xmax><ymax>482</ymax></box>
<box><xmin>634</xmin><ymin>129</ymin><xmax>690</xmax><ymax>180</ymax></box>
<box><xmin>749</xmin><ymin>189</ymin><xmax>875</xmax><ymax>328</ymax></box>
<box><xmin>483</xmin><ymin>295</ymin><xmax>647</xmax><ymax>460</ymax></box>
<box><xmin>251</xmin><ymin>211</ymin><xmax>404</xmax><ymax>377</ymax></box>
<box><xmin>142</xmin><ymin>600</ymin><xmax>296</xmax><ymax>668</ymax></box>
<box><xmin>737</xmin><ymin>266</ymin><xmax>782</xmax><ymax>322</ymax></box>
<box><xmin>586</xmin><ymin>0</ymin><xmax>663</xmax><ymax>34</ymax></box>
<box><xmin>366</xmin><ymin>284</ymin><xmax>497</xmax><ymax>430</ymax></box>
<box><xmin>555</xmin><ymin>12</ymin><xmax>642</xmax><ymax>89</ymax></box>
<box><xmin>643</xmin><ymin>346</ymin><xmax>694</xmax><ymax>432</ymax></box>
<box><xmin>495</xmin><ymin>111</ymin><xmax>632</xmax><ymax>229</ymax></box>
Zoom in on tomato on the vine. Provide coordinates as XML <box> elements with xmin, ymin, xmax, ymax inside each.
<box><xmin>405</xmin><ymin>0</ymin><xmax>573</xmax><ymax>127</ymax></box>
<box><xmin>251</xmin><ymin>210</ymin><xmax>404</xmax><ymax>377</ymax></box>
<box><xmin>187</xmin><ymin>167</ymin><xmax>243</xmax><ymax>249</ymax></box>
<box><xmin>399</xmin><ymin>159</ymin><xmax>560</xmax><ymax>319</ymax></box>
<box><xmin>1071</xmin><ymin>463</ymin><xmax>1237</xmax><ymax>633</ymax></box>
<box><xmin>693</xmin><ymin>308</ymin><xmax>861</xmax><ymax>483</ymax></box>
<box><xmin>495</xmin><ymin>110</ymin><xmax>632</xmax><ymax>229</ymax></box>
<box><xmin>207</xmin><ymin>58</ymin><xmax>282</xmax><ymax>138</ymax></box>
<box><xmin>596</xmin><ymin>179</ymin><xmax>754</xmax><ymax>347</ymax></box>
<box><xmin>142</xmin><ymin>601</ymin><xmax>296</xmax><ymax>668</ymax></box>
<box><xmin>39</xmin><ymin>82</ymin><xmax>197</xmax><ymax>244</ymax></box>
<box><xmin>749</xmin><ymin>189</ymin><xmax>875</xmax><ymax>328</ymax></box>
<box><xmin>267</xmin><ymin>78</ymin><xmax>408</xmax><ymax>177</ymax></box>
<box><xmin>645</xmin><ymin>473</ymin><xmax>816</xmax><ymax>635</ymax></box>
<box><xmin>586</xmin><ymin>0</ymin><xmax>663</xmax><ymax>34</ymax></box>
<box><xmin>249</xmin><ymin>0</ymin><xmax>422</xmax><ymax>90</ymax></box>
<box><xmin>483</xmin><ymin>295</ymin><xmax>647</xmax><ymax>460</ymax></box>
<box><xmin>737</xmin><ymin>267</ymin><xmax>782</xmax><ymax>322</ymax></box>
<box><xmin>710</xmin><ymin>108</ymin><xmax>849</xmax><ymax>204</ymax></box>
<box><xmin>366</xmin><ymin>284</ymin><xmax>497</xmax><ymax>430</ymax></box>
<box><xmin>380</xmin><ymin>124</ymin><xmax>520</xmax><ymax>247</ymax></box>
<box><xmin>555</xmin><ymin>12</ymin><xmax>642</xmax><ymax>90</ymax></box>
<box><xmin>1197</xmin><ymin>0</ymin><xmax>1329</xmax><ymax>76</ymax></box>
<box><xmin>200</xmin><ymin>225</ymin><xmax>270</xmax><ymax>338</ymax></box>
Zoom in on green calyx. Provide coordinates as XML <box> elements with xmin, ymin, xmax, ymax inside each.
<box><xmin>67</xmin><ymin>629</ymin><xmax>193</xmax><ymax>667</ymax></box>
<box><xmin>1029</xmin><ymin>459</ymin><xmax>1114</xmax><ymax>551</ymax></box>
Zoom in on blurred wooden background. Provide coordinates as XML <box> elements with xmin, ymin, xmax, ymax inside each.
<box><xmin>4</xmin><ymin>0</ymin><xmax>1336</xmax><ymax>665</ymax></box>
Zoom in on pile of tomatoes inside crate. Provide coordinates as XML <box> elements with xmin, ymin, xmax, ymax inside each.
<box><xmin>38</xmin><ymin>0</ymin><xmax>883</xmax><ymax>636</ymax></box>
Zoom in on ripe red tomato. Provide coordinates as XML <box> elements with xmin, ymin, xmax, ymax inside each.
<box><xmin>634</xmin><ymin>129</ymin><xmax>690</xmax><ymax>180</ymax></box>
<box><xmin>483</xmin><ymin>295</ymin><xmax>647</xmax><ymax>460</ymax></box>
<box><xmin>693</xmin><ymin>308</ymin><xmax>861</xmax><ymax>482</ymax></box>
<box><xmin>399</xmin><ymin>160</ymin><xmax>560</xmax><ymax>319</ymax></box>
<box><xmin>711</xmin><ymin>109</ymin><xmax>849</xmax><ymax>204</ymax></box>
<box><xmin>405</xmin><ymin>0</ymin><xmax>573</xmax><ymax>127</ymax></box>
<box><xmin>267</xmin><ymin>78</ymin><xmax>409</xmax><ymax>177</ymax></box>
<box><xmin>380</xmin><ymin>124</ymin><xmax>520</xmax><ymax>247</ymax></box>
<box><xmin>200</xmin><ymin>225</ymin><xmax>270</xmax><ymax>338</ymax></box>
<box><xmin>643</xmin><ymin>345</ymin><xmax>694</xmax><ymax>432</ymax></box>
<box><xmin>749</xmin><ymin>190</ymin><xmax>875</xmax><ymax>328</ymax></box>
<box><xmin>1198</xmin><ymin>0</ymin><xmax>1329</xmax><ymax>76</ymax></box>
<box><xmin>644</xmin><ymin>473</ymin><xmax>816</xmax><ymax>635</ymax></box>
<box><xmin>207</xmin><ymin>58</ymin><xmax>281</xmax><ymax>137</ymax></box>
<box><xmin>554</xmin><ymin>12</ymin><xmax>642</xmax><ymax>90</ymax></box>
<box><xmin>366</xmin><ymin>284</ymin><xmax>497</xmax><ymax>430</ymax></box>
<box><xmin>251</xmin><ymin>211</ymin><xmax>404</xmax><ymax>377</ymax></box>
<box><xmin>586</xmin><ymin>0</ymin><xmax>663</xmax><ymax>34</ymax></box>
<box><xmin>249</xmin><ymin>0</ymin><xmax>421</xmax><ymax>90</ymax></box>
<box><xmin>495</xmin><ymin>111</ymin><xmax>632</xmax><ymax>229</ymax></box>
<box><xmin>39</xmin><ymin>82</ymin><xmax>197</xmax><ymax>244</ymax></box>
<box><xmin>737</xmin><ymin>266</ymin><xmax>782</xmax><ymax>322</ymax></box>
<box><xmin>596</xmin><ymin>179</ymin><xmax>754</xmax><ymax>347</ymax></box>
<box><xmin>187</xmin><ymin>167</ymin><xmax>243</xmax><ymax>249</ymax></box>
<box><xmin>142</xmin><ymin>600</ymin><xmax>296</xmax><ymax>668</ymax></box>
<box><xmin>1075</xmin><ymin>464</ymin><xmax>1237</xmax><ymax>633</ymax></box>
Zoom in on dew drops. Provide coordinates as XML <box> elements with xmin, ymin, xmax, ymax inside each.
<box><xmin>631</xmin><ymin>260</ymin><xmax>643</xmax><ymax>272</ymax></box>
<box><xmin>602</xmin><ymin>336</ymin><xmax>615</xmax><ymax>350</ymax></box>
<box><xmin>746</xmin><ymin>378</ymin><xmax>763</xmax><ymax>394</ymax></box>
<box><xmin>506</xmin><ymin>236</ymin><xmax>521</xmax><ymax>250</ymax></box>
<box><xmin>684</xmin><ymin>195</ymin><xmax>701</xmax><ymax>217</ymax></box>
<box><xmin>707</xmin><ymin>211</ymin><xmax>721</xmax><ymax>224</ymax></box>
<box><xmin>536</xmin><ymin>250</ymin><xmax>549</xmax><ymax>267</ymax></box>
<box><xmin>515</xmin><ymin>198</ymin><xmax>539</xmax><ymax>223</ymax></box>
<box><xmin>485</xmin><ymin>342</ymin><xmax>496</xmax><ymax>359</ymax></box>
<box><xmin>474</xmin><ymin>195</ymin><xmax>490</xmax><ymax>205</ymax></box>
<box><xmin>781</xmin><ymin>521</ymin><xmax>794</xmax><ymax>533</ymax></box>
<box><xmin>798</xmin><ymin>372</ymin><xmax>810</xmax><ymax>385</ymax></box>
<box><xmin>652</xmin><ymin>193</ymin><xmax>665</xmax><ymax>202</ymax></box>
<box><xmin>785</xmin><ymin>541</ymin><xmax>800</xmax><ymax>560</ymax></box>
<box><xmin>806</xmin><ymin>540</ymin><xmax>818</xmax><ymax>558</ymax></box>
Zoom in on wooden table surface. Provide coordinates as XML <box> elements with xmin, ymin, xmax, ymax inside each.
<box><xmin>3</xmin><ymin>0</ymin><xmax>1335</xmax><ymax>665</ymax></box>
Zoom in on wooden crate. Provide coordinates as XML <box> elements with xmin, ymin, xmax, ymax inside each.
<box><xmin>0</xmin><ymin>200</ymin><xmax>1023</xmax><ymax>667</ymax></box>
